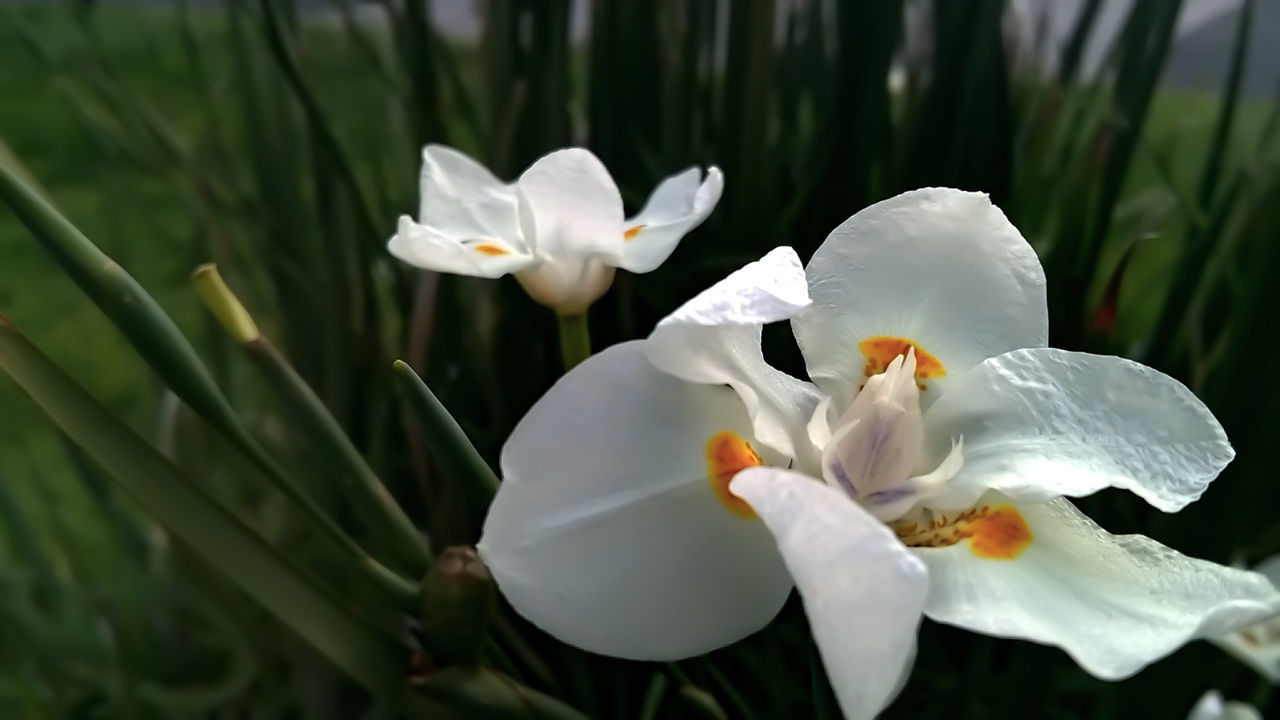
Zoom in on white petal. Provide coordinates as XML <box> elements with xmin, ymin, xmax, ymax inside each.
<box><xmin>1255</xmin><ymin>554</ymin><xmax>1280</xmax><ymax>588</ymax></box>
<box><xmin>792</xmin><ymin>188</ymin><xmax>1047</xmax><ymax>405</ymax></box>
<box><xmin>731</xmin><ymin>467</ymin><xmax>928</xmax><ymax>720</ymax></box>
<box><xmin>916</xmin><ymin>498</ymin><xmax>1280</xmax><ymax>679</ymax></box>
<box><xmin>618</xmin><ymin>166</ymin><xmax>725</xmax><ymax>273</ymax></box>
<box><xmin>645</xmin><ymin>247</ymin><xmax>820</xmax><ymax>463</ymax></box>
<box><xmin>1188</xmin><ymin>691</ymin><xmax>1263</xmax><ymax>720</ymax></box>
<box><xmin>516</xmin><ymin>148</ymin><xmax>625</xmax><ymax>261</ymax></box>
<box><xmin>479</xmin><ymin>342</ymin><xmax>792</xmax><ymax>660</ymax></box>
<box><xmin>416</xmin><ymin>144</ymin><xmax>524</xmax><ymax>248</ymax></box>
<box><xmin>1189</xmin><ymin>691</ymin><xmax>1226</xmax><ymax>720</ymax></box>
<box><xmin>1211</xmin><ymin>621</ymin><xmax>1280</xmax><ymax>682</ymax></box>
<box><xmin>920</xmin><ymin>348</ymin><xmax>1234</xmax><ymax>513</ymax></box>
<box><xmin>513</xmin><ymin>258</ymin><xmax>617</xmax><ymax>315</ymax></box>
<box><xmin>653</xmin><ymin>246</ymin><xmax>811</xmax><ymax>328</ymax></box>
<box><xmin>1211</xmin><ymin>554</ymin><xmax>1280</xmax><ymax>682</ymax></box>
<box><xmin>388</xmin><ymin>216</ymin><xmax>536</xmax><ymax>278</ymax></box>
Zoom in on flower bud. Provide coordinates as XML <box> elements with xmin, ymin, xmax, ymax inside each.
<box><xmin>420</xmin><ymin>546</ymin><xmax>496</xmax><ymax>666</ymax></box>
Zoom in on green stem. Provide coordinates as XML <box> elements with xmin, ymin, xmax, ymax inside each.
<box><xmin>557</xmin><ymin>313</ymin><xmax>592</xmax><ymax>370</ymax></box>
<box><xmin>194</xmin><ymin>265</ymin><xmax>429</xmax><ymax>585</ymax></box>
<box><xmin>247</xmin><ymin>338</ymin><xmax>432</xmax><ymax>576</ymax></box>
<box><xmin>639</xmin><ymin>673</ymin><xmax>670</xmax><ymax>720</ymax></box>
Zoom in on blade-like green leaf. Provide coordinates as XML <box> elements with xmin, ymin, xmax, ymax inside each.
<box><xmin>256</xmin><ymin>0</ymin><xmax>383</xmax><ymax>251</ymax></box>
<box><xmin>0</xmin><ymin>154</ymin><xmax>413</xmax><ymax>605</ymax></box>
<box><xmin>638</xmin><ymin>673</ymin><xmax>669</xmax><ymax>720</ymax></box>
<box><xmin>194</xmin><ymin>264</ymin><xmax>431</xmax><ymax>577</ymax></box>
<box><xmin>0</xmin><ymin>314</ymin><xmax>405</xmax><ymax>701</ymax></box>
<box><xmin>391</xmin><ymin>360</ymin><xmax>498</xmax><ymax>525</ymax></box>
<box><xmin>1143</xmin><ymin>0</ymin><xmax>1256</xmax><ymax>365</ymax></box>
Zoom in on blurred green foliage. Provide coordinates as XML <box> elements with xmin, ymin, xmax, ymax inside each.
<box><xmin>1</xmin><ymin>0</ymin><xmax>1279</xmax><ymax>717</ymax></box>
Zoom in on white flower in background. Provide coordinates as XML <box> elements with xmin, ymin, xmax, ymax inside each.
<box><xmin>1188</xmin><ymin>690</ymin><xmax>1261</xmax><ymax>720</ymax></box>
<box><xmin>388</xmin><ymin>144</ymin><xmax>724</xmax><ymax>315</ymax></box>
<box><xmin>1213</xmin><ymin>554</ymin><xmax>1280</xmax><ymax>681</ymax></box>
<box><xmin>478</xmin><ymin>189</ymin><xmax>1280</xmax><ymax>719</ymax></box>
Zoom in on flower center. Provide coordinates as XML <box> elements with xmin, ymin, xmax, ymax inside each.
<box><xmin>624</xmin><ymin>224</ymin><xmax>646</xmax><ymax>240</ymax></box>
<box><xmin>893</xmin><ymin>504</ymin><xmax>1032</xmax><ymax>560</ymax></box>
<box><xmin>858</xmin><ymin>336</ymin><xmax>945</xmax><ymax>390</ymax></box>
<box><xmin>821</xmin><ymin>348</ymin><xmax>964</xmax><ymax>521</ymax></box>
<box><xmin>705</xmin><ymin>431</ymin><xmax>762</xmax><ymax>518</ymax></box>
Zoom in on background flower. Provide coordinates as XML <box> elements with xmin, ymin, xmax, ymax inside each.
<box><xmin>389</xmin><ymin>144</ymin><xmax>722</xmax><ymax>315</ymax></box>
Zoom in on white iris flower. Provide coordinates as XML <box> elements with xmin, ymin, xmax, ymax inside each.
<box><xmin>388</xmin><ymin>144</ymin><xmax>723</xmax><ymax>315</ymax></box>
<box><xmin>478</xmin><ymin>188</ymin><xmax>1280</xmax><ymax>719</ymax></box>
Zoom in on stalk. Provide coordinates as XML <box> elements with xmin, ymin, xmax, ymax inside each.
<box><xmin>556</xmin><ymin>313</ymin><xmax>592</xmax><ymax>370</ymax></box>
<box><xmin>194</xmin><ymin>264</ymin><xmax>432</xmax><ymax>578</ymax></box>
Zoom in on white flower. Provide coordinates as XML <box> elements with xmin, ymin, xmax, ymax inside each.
<box><xmin>478</xmin><ymin>189</ymin><xmax>1280</xmax><ymax>719</ymax></box>
<box><xmin>1189</xmin><ymin>690</ymin><xmax>1261</xmax><ymax>720</ymax></box>
<box><xmin>1212</xmin><ymin>554</ymin><xmax>1280</xmax><ymax>681</ymax></box>
<box><xmin>387</xmin><ymin>144</ymin><xmax>724</xmax><ymax>315</ymax></box>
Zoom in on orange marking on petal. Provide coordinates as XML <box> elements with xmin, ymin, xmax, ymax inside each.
<box><xmin>473</xmin><ymin>243</ymin><xmax>510</xmax><ymax>256</ymax></box>
<box><xmin>967</xmin><ymin>505</ymin><xmax>1032</xmax><ymax>560</ymax></box>
<box><xmin>894</xmin><ymin>504</ymin><xmax>1032</xmax><ymax>560</ymax></box>
<box><xmin>624</xmin><ymin>224</ymin><xmax>646</xmax><ymax>240</ymax></box>
<box><xmin>858</xmin><ymin>336</ymin><xmax>946</xmax><ymax>388</ymax></box>
<box><xmin>705</xmin><ymin>431</ymin><xmax>762</xmax><ymax>518</ymax></box>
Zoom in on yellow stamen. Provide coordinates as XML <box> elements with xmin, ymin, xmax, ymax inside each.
<box><xmin>624</xmin><ymin>225</ymin><xmax>646</xmax><ymax>240</ymax></box>
<box><xmin>705</xmin><ymin>431</ymin><xmax>762</xmax><ymax>518</ymax></box>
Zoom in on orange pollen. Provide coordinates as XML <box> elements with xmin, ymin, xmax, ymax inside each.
<box><xmin>893</xmin><ymin>504</ymin><xmax>1032</xmax><ymax>560</ymax></box>
<box><xmin>473</xmin><ymin>243</ymin><xmax>510</xmax><ymax>256</ymax></box>
<box><xmin>858</xmin><ymin>336</ymin><xmax>946</xmax><ymax>390</ymax></box>
<box><xmin>705</xmin><ymin>431</ymin><xmax>763</xmax><ymax>518</ymax></box>
<box><xmin>624</xmin><ymin>224</ymin><xmax>646</xmax><ymax>240</ymax></box>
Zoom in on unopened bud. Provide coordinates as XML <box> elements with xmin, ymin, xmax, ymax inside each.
<box><xmin>420</xmin><ymin>546</ymin><xmax>496</xmax><ymax>666</ymax></box>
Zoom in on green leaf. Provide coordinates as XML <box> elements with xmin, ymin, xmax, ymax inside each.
<box><xmin>391</xmin><ymin>360</ymin><xmax>498</xmax><ymax>525</ymax></box>
<box><xmin>194</xmin><ymin>264</ymin><xmax>432</xmax><ymax>577</ymax></box>
<box><xmin>0</xmin><ymin>315</ymin><xmax>406</xmax><ymax>701</ymax></box>
<box><xmin>638</xmin><ymin>673</ymin><xmax>669</xmax><ymax>720</ymax></box>
<box><xmin>0</xmin><ymin>154</ymin><xmax>413</xmax><ymax>607</ymax></box>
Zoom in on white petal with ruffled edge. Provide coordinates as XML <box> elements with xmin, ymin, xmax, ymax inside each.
<box><xmin>732</xmin><ymin>467</ymin><xmax>928</xmax><ymax>720</ymax></box>
<box><xmin>644</xmin><ymin>247</ymin><xmax>821</xmax><ymax>464</ymax></box>
<box><xmin>918</xmin><ymin>348</ymin><xmax>1234</xmax><ymax>514</ymax></box>
<box><xmin>619</xmin><ymin>166</ymin><xmax>725</xmax><ymax>273</ymax></box>
<box><xmin>479</xmin><ymin>341</ymin><xmax>792</xmax><ymax>660</ymax></box>
<box><xmin>417</xmin><ymin>144</ymin><xmax>523</xmax><ymax>247</ymax></box>
<box><xmin>792</xmin><ymin>188</ymin><xmax>1047</xmax><ymax>406</ymax></box>
<box><xmin>915</xmin><ymin>498</ymin><xmax>1279</xmax><ymax>679</ymax></box>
